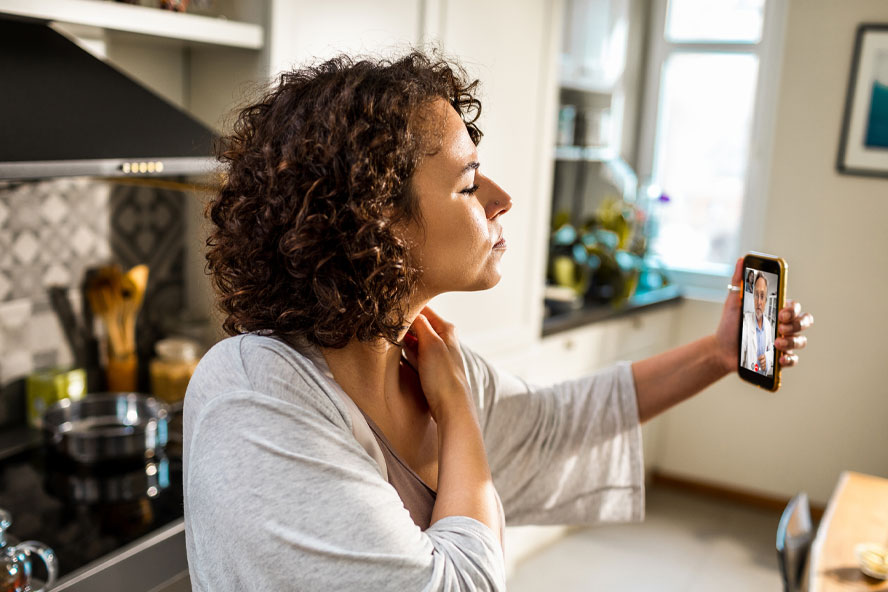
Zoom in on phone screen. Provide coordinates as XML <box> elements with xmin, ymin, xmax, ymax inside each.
<box><xmin>738</xmin><ymin>253</ymin><xmax>786</xmax><ymax>391</ymax></box>
<box><xmin>740</xmin><ymin>267</ymin><xmax>779</xmax><ymax>376</ymax></box>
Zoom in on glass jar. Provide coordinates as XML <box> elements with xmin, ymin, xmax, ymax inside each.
<box><xmin>0</xmin><ymin>509</ymin><xmax>57</xmax><ymax>592</ymax></box>
<box><xmin>149</xmin><ymin>337</ymin><xmax>201</xmax><ymax>403</ymax></box>
<box><xmin>25</xmin><ymin>366</ymin><xmax>87</xmax><ymax>429</ymax></box>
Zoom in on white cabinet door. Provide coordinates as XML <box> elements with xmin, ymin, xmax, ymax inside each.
<box><xmin>427</xmin><ymin>0</ymin><xmax>563</xmax><ymax>359</ymax></box>
<box><xmin>525</xmin><ymin>321</ymin><xmax>617</xmax><ymax>384</ymax></box>
<box><xmin>519</xmin><ymin>306</ymin><xmax>679</xmax><ymax>385</ymax></box>
<box><xmin>560</xmin><ymin>0</ymin><xmax>630</xmax><ymax>92</ymax></box>
<box><xmin>266</xmin><ymin>0</ymin><xmax>422</xmax><ymax>77</ymax></box>
<box><xmin>612</xmin><ymin>306</ymin><xmax>677</xmax><ymax>360</ymax></box>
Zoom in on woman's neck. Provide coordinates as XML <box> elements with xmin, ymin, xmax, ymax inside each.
<box><xmin>320</xmin><ymin>333</ymin><xmax>428</xmax><ymax>427</ymax></box>
<box><xmin>322</xmin><ymin>338</ymin><xmax>402</xmax><ymax>405</ymax></box>
<box><xmin>319</xmin><ymin>296</ymin><xmax>434</xmax><ymax>422</ymax></box>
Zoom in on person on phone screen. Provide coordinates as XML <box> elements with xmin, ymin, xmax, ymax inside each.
<box><xmin>741</xmin><ymin>273</ymin><xmax>774</xmax><ymax>374</ymax></box>
<box><xmin>745</xmin><ymin>269</ymin><xmax>754</xmax><ymax>294</ymax></box>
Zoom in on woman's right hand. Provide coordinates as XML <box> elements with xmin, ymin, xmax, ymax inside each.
<box><xmin>402</xmin><ymin>306</ymin><xmax>476</xmax><ymax>425</ymax></box>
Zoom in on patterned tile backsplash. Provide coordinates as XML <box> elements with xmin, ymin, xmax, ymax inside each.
<box><xmin>0</xmin><ymin>179</ymin><xmax>110</xmax><ymax>304</ymax></box>
<box><xmin>0</xmin><ymin>178</ymin><xmax>188</xmax><ymax>426</ymax></box>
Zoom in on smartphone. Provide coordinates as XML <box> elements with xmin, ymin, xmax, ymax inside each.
<box><xmin>738</xmin><ymin>252</ymin><xmax>787</xmax><ymax>392</ymax></box>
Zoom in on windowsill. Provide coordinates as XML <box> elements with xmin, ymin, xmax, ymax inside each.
<box><xmin>542</xmin><ymin>284</ymin><xmax>683</xmax><ymax>337</ymax></box>
<box><xmin>660</xmin><ymin>265</ymin><xmax>734</xmax><ymax>304</ymax></box>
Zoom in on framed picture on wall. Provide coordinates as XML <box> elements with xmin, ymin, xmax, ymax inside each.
<box><xmin>837</xmin><ymin>24</ymin><xmax>888</xmax><ymax>177</ymax></box>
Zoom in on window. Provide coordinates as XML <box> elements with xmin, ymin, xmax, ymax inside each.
<box><xmin>637</xmin><ymin>0</ymin><xmax>787</xmax><ymax>296</ymax></box>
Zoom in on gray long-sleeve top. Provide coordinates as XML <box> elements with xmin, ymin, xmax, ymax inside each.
<box><xmin>183</xmin><ymin>333</ymin><xmax>644</xmax><ymax>591</ymax></box>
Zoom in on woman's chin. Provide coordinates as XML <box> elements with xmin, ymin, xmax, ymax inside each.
<box><xmin>430</xmin><ymin>263</ymin><xmax>504</xmax><ymax>294</ymax></box>
<box><xmin>471</xmin><ymin>268</ymin><xmax>503</xmax><ymax>292</ymax></box>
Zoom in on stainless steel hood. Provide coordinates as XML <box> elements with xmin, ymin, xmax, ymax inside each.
<box><xmin>0</xmin><ymin>16</ymin><xmax>217</xmax><ymax>180</ymax></box>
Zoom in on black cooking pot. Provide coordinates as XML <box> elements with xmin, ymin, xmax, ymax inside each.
<box><xmin>44</xmin><ymin>452</ymin><xmax>170</xmax><ymax>504</ymax></box>
<box><xmin>42</xmin><ymin>393</ymin><xmax>169</xmax><ymax>464</ymax></box>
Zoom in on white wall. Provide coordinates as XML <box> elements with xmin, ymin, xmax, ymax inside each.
<box><xmin>653</xmin><ymin>0</ymin><xmax>888</xmax><ymax>505</ymax></box>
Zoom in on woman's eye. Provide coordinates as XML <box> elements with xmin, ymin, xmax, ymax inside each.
<box><xmin>460</xmin><ymin>184</ymin><xmax>480</xmax><ymax>195</ymax></box>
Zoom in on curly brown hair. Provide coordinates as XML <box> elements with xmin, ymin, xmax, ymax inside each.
<box><xmin>206</xmin><ymin>51</ymin><xmax>482</xmax><ymax>348</ymax></box>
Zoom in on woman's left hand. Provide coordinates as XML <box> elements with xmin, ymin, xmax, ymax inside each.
<box><xmin>713</xmin><ymin>257</ymin><xmax>814</xmax><ymax>374</ymax></box>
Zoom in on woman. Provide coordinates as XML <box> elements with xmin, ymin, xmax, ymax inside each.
<box><xmin>183</xmin><ymin>52</ymin><xmax>813</xmax><ymax>591</ymax></box>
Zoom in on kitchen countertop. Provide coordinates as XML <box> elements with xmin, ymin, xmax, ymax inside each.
<box><xmin>808</xmin><ymin>471</ymin><xmax>888</xmax><ymax>591</ymax></box>
<box><xmin>542</xmin><ymin>284</ymin><xmax>683</xmax><ymax>337</ymax></box>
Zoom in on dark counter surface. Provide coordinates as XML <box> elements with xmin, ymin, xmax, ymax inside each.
<box><xmin>0</xmin><ymin>412</ymin><xmax>184</xmax><ymax>584</ymax></box>
<box><xmin>542</xmin><ymin>284</ymin><xmax>682</xmax><ymax>337</ymax></box>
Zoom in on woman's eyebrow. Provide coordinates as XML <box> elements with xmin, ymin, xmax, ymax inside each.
<box><xmin>461</xmin><ymin>161</ymin><xmax>480</xmax><ymax>175</ymax></box>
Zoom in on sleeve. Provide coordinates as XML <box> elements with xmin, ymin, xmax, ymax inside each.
<box><xmin>459</xmin><ymin>344</ymin><xmax>645</xmax><ymax>527</ymax></box>
<box><xmin>740</xmin><ymin>320</ymin><xmax>749</xmax><ymax>369</ymax></box>
<box><xmin>185</xmin><ymin>389</ymin><xmax>505</xmax><ymax>592</ymax></box>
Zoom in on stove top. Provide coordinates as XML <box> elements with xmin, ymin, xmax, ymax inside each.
<box><xmin>0</xmin><ymin>418</ymin><xmax>184</xmax><ymax>581</ymax></box>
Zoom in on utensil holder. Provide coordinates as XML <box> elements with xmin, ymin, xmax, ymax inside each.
<box><xmin>106</xmin><ymin>352</ymin><xmax>137</xmax><ymax>392</ymax></box>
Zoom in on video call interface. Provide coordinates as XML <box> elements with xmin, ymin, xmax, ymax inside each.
<box><xmin>741</xmin><ymin>267</ymin><xmax>779</xmax><ymax>377</ymax></box>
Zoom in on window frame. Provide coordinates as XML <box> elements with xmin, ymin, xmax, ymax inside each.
<box><xmin>636</xmin><ymin>0</ymin><xmax>789</xmax><ymax>300</ymax></box>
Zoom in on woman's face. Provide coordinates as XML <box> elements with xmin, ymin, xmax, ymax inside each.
<box><xmin>406</xmin><ymin>99</ymin><xmax>512</xmax><ymax>297</ymax></box>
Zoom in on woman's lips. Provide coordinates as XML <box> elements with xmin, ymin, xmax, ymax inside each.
<box><xmin>492</xmin><ymin>237</ymin><xmax>507</xmax><ymax>250</ymax></box>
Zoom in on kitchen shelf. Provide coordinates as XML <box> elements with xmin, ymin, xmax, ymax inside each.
<box><xmin>0</xmin><ymin>0</ymin><xmax>263</xmax><ymax>49</ymax></box>
<box><xmin>554</xmin><ymin>145</ymin><xmax>617</xmax><ymax>162</ymax></box>
<box><xmin>554</xmin><ymin>146</ymin><xmax>638</xmax><ymax>201</ymax></box>
<box><xmin>559</xmin><ymin>79</ymin><xmax>618</xmax><ymax>95</ymax></box>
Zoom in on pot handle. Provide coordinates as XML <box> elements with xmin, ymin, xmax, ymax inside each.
<box><xmin>14</xmin><ymin>541</ymin><xmax>58</xmax><ymax>592</ymax></box>
<box><xmin>164</xmin><ymin>399</ymin><xmax>184</xmax><ymax>414</ymax></box>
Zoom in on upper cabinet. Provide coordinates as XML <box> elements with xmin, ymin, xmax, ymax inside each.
<box><xmin>557</xmin><ymin>0</ymin><xmax>644</xmax><ymax>166</ymax></box>
<box><xmin>265</xmin><ymin>0</ymin><xmax>421</xmax><ymax>77</ymax></box>
<box><xmin>561</xmin><ymin>0</ymin><xmax>630</xmax><ymax>94</ymax></box>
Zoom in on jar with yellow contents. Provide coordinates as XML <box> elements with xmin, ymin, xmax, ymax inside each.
<box><xmin>149</xmin><ymin>337</ymin><xmax>201</xmax><ymax>403</ymax></box>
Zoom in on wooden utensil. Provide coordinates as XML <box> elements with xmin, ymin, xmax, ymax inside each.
<box><xmin>120</xmin><ymin>264</ymin><xmax>149</xmax><ymax>353</ymax></box>
<box><xmin>87</xmin><ymin>264</ymin><xmax>148</xmax><ymax>392</ymax></box>
<box><xmin>87</xmin><ymin>265</ymin><xmax>126</xmax><ymax>357</ymax></box>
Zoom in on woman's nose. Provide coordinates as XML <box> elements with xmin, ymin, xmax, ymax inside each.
<box><xmin>482</xmin><ymin>177</ymin><xmax>512</xmax><ymax>219</ymax></box>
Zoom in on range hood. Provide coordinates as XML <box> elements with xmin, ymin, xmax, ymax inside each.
<box><xmin>0</xmin><ymin>17</ymin><xmax>217</xmax><ymax>180</ymax></box>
